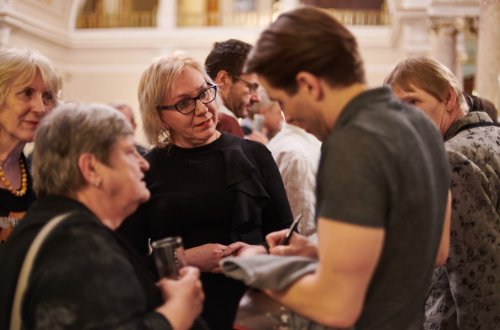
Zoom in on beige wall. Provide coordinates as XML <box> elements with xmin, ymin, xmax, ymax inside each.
<box><xmin>4</xmin><ymin>0</ymin><xmax>476</xmax><ymax>147</ymax></box>
<box><xmin>7</xmin><ymin>25</ymin><xmax>398</xmax><ymax>147</ymax></box>
<box><xmin>64</xmin><ymin>71</ymin><xmax>148</xmax><ymax>145</ymax></box>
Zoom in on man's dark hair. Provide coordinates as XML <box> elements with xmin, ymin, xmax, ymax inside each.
<box><xmin>205</xmin><ymin>39</ymin><xmax>252</xmax><ymax>79</ymax></box>
<box><xmin>245</xmin><ymin>7</ymin><xmax>365</xmax><ymax>94</ymax></box>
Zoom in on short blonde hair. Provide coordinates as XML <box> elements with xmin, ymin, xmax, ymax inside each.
<box><xmin>138</xmin><ymin>53</ymin><xmax>220</xmax><ymax>147</ymax></box>
<box><xmin>0</xmin><ymin>47</ymin><xmax>62</xmax><ymax>107</ymax></box>
<box><xmin>384</xmin><ymin>56</ymin><xmax>467</xmax><ymax>114</ymax></box>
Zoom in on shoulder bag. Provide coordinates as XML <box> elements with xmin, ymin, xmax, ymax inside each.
<box><xmin>10</xmin><ymin>212</ymin><xmax>71</xmax><ymax>330</ymax></box>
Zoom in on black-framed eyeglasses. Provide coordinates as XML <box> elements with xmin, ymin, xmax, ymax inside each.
<box><xmin>156</xmin><ymin>84</ymin><xmax>217</xmax><ymax>115</ymax></box>
<box><xmin>234</xmin><ymin>76</ymin><xmax>259</xmax><ymax>94</ymax></box>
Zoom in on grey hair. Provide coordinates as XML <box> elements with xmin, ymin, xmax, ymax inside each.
<box><xmin>33</xmin><ymin>102</ymin><xmax>133</xmax><ymax>197</ymax></box>
<box><xmin>0</xmin><ymin>47</ymin><xmax>62</xmax><ymax>107</ymax></box>
<box><xmin>384</xmin><ymin>56</ymin><xmax>468</xmax><ymax>114</ymax></box>
<box><xmin>138</xmin><ymin>52</ymin><xmax>220</xmax><ymax>147</ymax></box>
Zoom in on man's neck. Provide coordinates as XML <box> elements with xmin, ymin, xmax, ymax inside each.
<box><xmin>218</xmin><ymin>103</ymin><xmax>237</xmax><ymax>119</ymax></box>
<box><xmin>323</xmin><ymin>83</ymin><xmax>367</xmax><ymax>132</ymax></box>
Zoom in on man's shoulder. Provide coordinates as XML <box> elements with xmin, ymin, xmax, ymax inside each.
<box><xmin>331</xmin><ymin>98</ymin><xmax>440</xmax><ymax>156</ymax></box>
<box><xmin>269</xmin><ymin>134</ymin><xmax>320</xmax><ymax>165</ymax></box>
<box><xmin>270</xmin><ymin>124</ymin><xmax>320</xmax><ymax>147</ymax></box>
<box><xmin>217</xmin><ymin>113</ymin><xmax>244</xmax><ymax>137</ymax></box>
<box><xmin>218</xmin><ymin>105</ymin><xmax>237</xmax><ymax>118</ymax></box>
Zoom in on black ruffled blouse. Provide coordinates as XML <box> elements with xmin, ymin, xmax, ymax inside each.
<box><xmin>118</xmin><ymin>132</ymin><xmax>292</xmax><ymax>330</ymax></box>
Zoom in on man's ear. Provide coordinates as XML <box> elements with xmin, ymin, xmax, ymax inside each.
<box><xmin>444</xmin><ymin>86</ymin><xmax>457</xmax><ymax>112</ymax></box>
<box><xmin>214</xmin><ymin>70</ymin><xmax>232</xmax><ymax>88</ymax></box>
<box><xmin>296</xmin><ymin>71</ymin><xmax>323</xmax><ymax>101</ymax></box>
<box><xmin>78</xmin><ymin>153</ymin><xmax>102</xmax><ymax>188</ymax></box>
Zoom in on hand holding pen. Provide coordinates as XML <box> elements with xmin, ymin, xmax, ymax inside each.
<box><xmin>279</xmin><ymin>214</ymin><xmax>302</xmax><ymax>245</ymax></box>
<box><xmin>266</xmin><ymin>214</ymin><xmax>318</xmax><ymax>258</ymax></box>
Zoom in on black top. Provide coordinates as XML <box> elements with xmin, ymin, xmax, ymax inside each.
<box><xmin>0</xmin><ymin>195</ymin><xmax>172</xmax><ymax>329</ymax></box>
<box><xmin>0</xmin><ymin>154</ymin><xmax>36</xmax><ymax>246</ymax></box>
<box><xmin>118</xmin><ymin>132</ymin><xmax>292</xmax><ymax>330</ymax></box>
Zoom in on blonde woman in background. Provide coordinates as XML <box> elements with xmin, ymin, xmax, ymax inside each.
<box><xmin>0</xmin><ymin>47</ymin><xmax>62</xmax><ymax>246</ymax></box>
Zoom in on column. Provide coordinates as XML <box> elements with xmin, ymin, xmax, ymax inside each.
<box><xmin>277</xmin><ymin>0</ymin><xmax>299</xmax><ymax>14</ymax></box>
<box><xmin>157</xmin><ymin>0</ymin><xmax>177</xmax><ymax>29</ymax></box>
<box><xmin>256</xmin><ymin>0</ymin><xmax>273</xmax><ymax>25</ymax></box>
<box><xmin>475</xmin><ymin>0</ymin><xmax>500</xmax><ymax>110</ymax></box>
<box><xmin>429</xmin><ymin>17</ymin><xmax>459</xmax><ymax>74</ymax></box>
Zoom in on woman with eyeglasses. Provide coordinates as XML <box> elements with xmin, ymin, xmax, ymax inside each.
<box><xmin>118</xmin><ymin>53</ymin><xmax>293</xmax><ymax>330</ymax></box>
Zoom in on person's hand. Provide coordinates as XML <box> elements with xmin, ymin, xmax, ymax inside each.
<box><xmin>266</xmin><ymin>230</ymin><xmax>318</xmax><ymax>259</ymax></box>
<box><xmin>227</xmin><ymin>241</ymin><xmax>267</xmax><ymax>257</ymax></box>
<box><xmin>185</xmin><ymin>243</ymin><xmax>231</xmax><ymax>272</ymax></box>
<box><xmin>156</xmin><ymin>266</ymin><xmax>204</xmax><ymax>330</ymax></box>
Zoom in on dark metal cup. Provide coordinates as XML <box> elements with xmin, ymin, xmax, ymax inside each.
<box><xmin>151</xmin><ymin>236</ymin><xmax>187</xmax><ymax>279</ymax></box>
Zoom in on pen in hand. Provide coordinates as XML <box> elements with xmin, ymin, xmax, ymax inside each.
<box><xmin>279</xmin><ymin>214</ymin><xmax>302</xmax><ymax>246</ymax></box>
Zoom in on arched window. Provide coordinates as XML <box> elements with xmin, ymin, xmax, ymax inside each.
<box><xmin>301</xmin><ymin>0</ymin><xmax>389</xmax><ymax>25</ymax></box>
<box><xmin>77</xmin><ymin>0</ymin><xmax>158</xmax><ymax>28</ymax></box>
<box><xmin>177</xmin><ymin>0</ymin><xmax>275</xmax><ymax>27</ymax></box>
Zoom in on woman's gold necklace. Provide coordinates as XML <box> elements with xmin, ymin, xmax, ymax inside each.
<box><xmin>0</xmin><ymin>159</ymin><xmax>27</xmax><ymax>197</ymax></box>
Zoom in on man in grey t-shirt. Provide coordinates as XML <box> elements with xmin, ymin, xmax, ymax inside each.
<box><xmin>244</xmin><ymin>7</ymin><xmax>451</xmax><ymax>329</ymax></box>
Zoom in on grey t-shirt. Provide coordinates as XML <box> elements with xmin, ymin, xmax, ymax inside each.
<box><xmin>317</xmin><ymin>87</ymin><xmax>450</xmax><ymax>329</ymax></box>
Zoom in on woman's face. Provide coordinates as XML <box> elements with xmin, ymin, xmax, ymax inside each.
<box><xmin>259</xmin><ymin>76</ymin><xmax>329</xmax><ymax>141</ymax></box>
<box><xmin>0</xmin><ymin>71</ymin><xmax>56</xmax><ymax>144</ymax></box>
<box><xmin>159</xmin><ymin>66</ymin><xmax>219</xmax><ymax>148</ymax></box>
<box><xmin>259</xmin><ymin>102</ymin><xmax>283</xmax><ymax>139</ymax></box>
<box><xmin>98</xmin><ymin>135</ymin><xmax>150</xmax><ymax>221</ymax></box>
<box><xmin>391</xmin><ymin>83</ymin><xmax>447</xmax><ymax>133</ymax></box>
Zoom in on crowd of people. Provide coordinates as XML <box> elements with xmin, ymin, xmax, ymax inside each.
<box><xmin>0</xmin><ymin>6</ymin><xmax>498</xmax><ymax>330</ymax></box>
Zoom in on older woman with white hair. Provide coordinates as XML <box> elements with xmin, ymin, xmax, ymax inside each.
<box><xmin>385</xmin><ymin>56</ymin><xmax>500</xmax><ymax>329</ymax></box>
<box><xmin>0</xmin><ymin>47</ymin><xmax>62</xmax><ymax>245</ymax></box>
<box><xmin>0</xmin><ymin>103</ymin><xmax>205</xmax><ymax>330</ymax></box>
